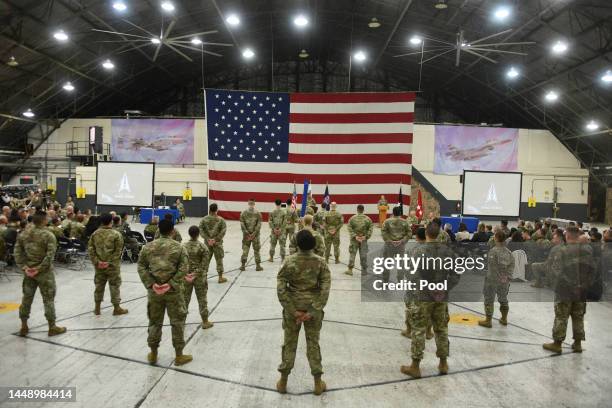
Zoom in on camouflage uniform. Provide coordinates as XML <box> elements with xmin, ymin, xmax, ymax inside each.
<box><xmin>277</xmin><ymin>249</ymin><xmax>331</xmax><ymax>376</ymax></box>
<box><xmin>403</xmin><ymin>241</ymin><xmax>425</xmax><ymax>334</ymax></box>
<box><xmin>15</xmin><ymin>225</ymin><xmax>58</xmax><ymax>323</ymax></box>
<box><xmin>154</xmin><ymin>228</ymin><xmax>182</xmax><ymax>242</ymax></box>
<box><xmin>121</xmin><ymin>221</ymin><xmax>141</xmax><ymax>258</ymax></box>
<box><xmin>137</xmin><ymin>236</ymin><xmax>189</xmax><ymax>352</ymax></box>
<box><xmin>144</xmin><ymin>223</ymin><xmax>158</xmax><ymax>238</ymax></box>
<box><xmin>381</xmin><ymin>216</ymin><xmax>411</xmax><ymax>282</ymax></box>
<box><xmin>183</xmin><ymin>239</ymin><xmax>210</xmax><ymax>322</ymax></box>
<box><xmin>483</xmin><ymin>245</ymin><xmax>514</xmax><ymax>318</ymax></box>
<box><xmin>47</xmin><ymin>225</ymin><xmax>63</xmax><ymax>240</ymax></box>
<box><xmin>61</xmin><ymin>218</ymin><xmax>72</xmax><ymax>236</ymax></box>
<box><xmin>88</xmin><ymin>226</ymin><xmax>124</xmax><ymax>307</ymax></box>
<box><xmin>323</xmin><ymin>210</ymin><xmax>343</xmax><ymax>262</ymax></box>
<box><xmin>177</xmin><ymin>202</ymin><xmax>185</xmax><ymax>221</ymax></box>
<box><xmin>199</xmin><ymin>214</ymin><xmax>227</xmax><ymax>276</ymax></box>
<box><xmin>269</xmin><ymin>207</ymin><xmax>287</xmax><ymax>260</ymax></box>
<box><xmin>408</xmin><ymin>243</ymin><xmax>460</xmax><ymax>361</ymax></box>
<box><xmin>406</xmin><ymin>215</ymin><xmax>419</xmax><ymax>226</ymax></box>
<box><xmin>240</xmin><ymin>208</ymin><xmax>263</xmax><ymax>266</ymax></box>
<box><xmin>289</xmin><ymin>227</ymin><xmax>325</xmax><ymax>257</ymax></box>
<box><xmin>313</xmin><ymin>210</ymin><xmax>326</xmax><ymax>232</ymax></box>
<box><xmin>306</xmin><ymin>195</ymin><xmax>317</xmax><ymax>208</ymax></box>
<box><xmin>436</xmin><ymin>229</ymin><xmax>450</xmax><ymax>243</ymax></box>
<box><xmin>531</xmin><ymin>244</ymin><xmax>563</xmax><ymax>287</ymax></box>
<box><xmin>346</xmin><ymin>213</ymin><xmax>373</xmax><ymax>272</ymax></box>
<box><xmin>283</xmin><ymin>208</ymin><xmax>298</xmax><ymax>251</ymax></box>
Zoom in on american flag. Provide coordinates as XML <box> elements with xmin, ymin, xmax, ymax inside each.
<box><xmin>206</xmin><ymin>90</ymin><xmax>414</xmax><ymax>221</ymax></box>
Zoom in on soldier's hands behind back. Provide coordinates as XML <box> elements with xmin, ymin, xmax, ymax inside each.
<box><xmin>152</xmin><ymin>283</ymin><xmax>171</xmax><ymax>295</ymax></box>
<box><xmin>185</xmin><ymin>273</ymin><xmax>195</xmax><ymax>283</ymax></box>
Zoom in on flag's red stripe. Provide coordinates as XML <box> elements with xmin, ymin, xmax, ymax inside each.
<box><xmin>209</xmin><ymin>170</ymin><xmax>411</xmax><ymax>185</ymax></box>
<box><xmin>288</xmin><ymin>153</ymin><xmax>412</xmax><ymax>164</ymax></box>
<box><xmin>289</xmin><ymin>133</ymin><xmax>413</xmax><ymax>144</ymax></box>
<box><xmin>218</xmin><ymin>210</ymin><xmax>408</xmax><ymax>223</ymax></box>
<box><xmin>289</xmin><ymin>112</ymin><xmax>413</xmax><ymax>124</ymax></box>
<box><xmin>209</xmin><ymin>190</ymin><xmax>411</xmax><ymax>205</ymax></box>
<box><xmin>290</xmin><ymin>92</ymin><xmax>416</xmax><ymax>103</ymax></box>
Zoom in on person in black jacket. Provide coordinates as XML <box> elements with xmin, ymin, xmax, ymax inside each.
<box><xmin>471</xmin><ymin>223</ymin><xmax>489</xmax><ymax>243</ymax></box>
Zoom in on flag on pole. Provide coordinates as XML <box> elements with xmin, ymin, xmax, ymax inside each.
<box><xmin>398</xmin><ymin>185</ymin><xmax>404</xmax><ymax>216</ymax></box>
<box><xmin>415</xmin><ymin>190</ymin><xmax>424</xmax><ymax>220</ymax></box>
<box><xmin>300</xmin><ymin>179</ymin><xmax>310</xmax><ymax>217</ymax></box>
<box><xmin>322</xmin><ymin>184</ymin><xmax>331</xmax><ymax>210</ymax></box>
<box><xmin>291</xmin><ymin>182</ymin><xmax>297</xmax><ymax>211</ymax></box>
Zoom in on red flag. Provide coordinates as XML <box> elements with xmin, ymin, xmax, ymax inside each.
<box><xmin>415</xmin><ymin>190</ymin><xmax>424</xmax><ymax>220</ymax></box>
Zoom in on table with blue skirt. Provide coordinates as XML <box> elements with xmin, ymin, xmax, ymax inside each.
<box><xmin>140</xmin><ymin>208</ymin><xmax>180</xmax><ymax>224</ymax></box>
<box><xmin>440</xmin><ymin>216</ymin><xmax>480</xmax><ymax>233</ymax></box>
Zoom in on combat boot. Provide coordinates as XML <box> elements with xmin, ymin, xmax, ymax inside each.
<box><xmin>400</xmin><ymin>328</ymin><xmax>411</xmax><ymax>338</ymax></box>
<box><xmin>239</xmin><ymin>263</ymin><xmax>246</xmax><ymax>271</ymax></box>
<box><xmin>572</xmin><ymin>340</ymin><xmax>583</xmax><ymax>353</ymax></box>
<box><xmin>19</xmin><ymin>319</ymin><xmax>29</xmax><ymax>337</ymax></box>
<box><xmin>542</xmin><ymin>341</ymin><xmax>563</xmax><ymax>353</ymax></box>
<box><xmin>344</xmin><ymin>267</ymin><xmax>353</xmax><ymax>276</ymax></box>
<box><xmin>201</xmin><ymin>320</ymin><xmax>214</xmax><ymax>329</ymax></box>
<box><xmin>218</xmin><ymin>274</ymin><xmax>228</xmax><ymax>283</ymax></box>
<box><xmin>426</xmin><ymin>324</ymin><xmax>434</xmax><ymax>339</ymax></box>
<box><xmin>335</xmin><ymin>258</ymin><xmax>340</xmax><ymax>264</ymax></box>
<box><xmin>113</xmin><ymin>305</ymin><xmax>129</xmax><ymax>315</ymax></box>
<box><xmin>276</xmin><ymin>373</ymin><xmax>288</xmax><ymax>394</ymax></box>
<box><xmin>313</xmin><ymin>375</ymin><xmax>327</xmax><ymax>395</ymax></box>
<box><xmin>174</xmin><ymin>352</ymin><xmax>193</xmax><ymax>366</ymax></box>
<box><xmin>94</xmin><ymin>302</ymin><xmax>101</xmax><ymax>315</ymax></box>
<box><xmin>400</xmin><ymin>359</ymin><xmax>421</xmax><ymax>378</ymax></box>
<box><xmin>500</xmin><ymin>306</ymin><xmax>509</xmax><ymax>326</ymax></box>
<box><xmin>268</xmin><ymin>256</ymin><xmax>274</xmax><ymax>262</ymax></box>
<box><xmin>48</xmin><ymin>323</ymin><xmax>67</xmax><ymax>337</ymax></box>
<box><xmin>147</xmin><ymin>348</ymin><xmax>158</xmax><ymax>364</ymax></box>
<box><xmin>438</xmin><ymin>358</ymin><xmax>449</xmax><ymax>375</ymax></box>
<box><xmin>255</xmin><ymin>264</ymin><xmax>264</xmax><ymax>271</ymax></box>
<box><xmin>478</xmin><ymin>316</ymin><xmax>492</xmax><ymax>328</ymax></box>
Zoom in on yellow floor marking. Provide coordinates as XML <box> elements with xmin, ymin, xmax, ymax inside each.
<box><xmin>449</xmin><ymin>313</ymin><xmax>481</xmax><ymax>326</ymax></box>
<box><xmin>0</xmin><ymin>303</ymin><xmax>20</xmax><ymax>313</ymax></box>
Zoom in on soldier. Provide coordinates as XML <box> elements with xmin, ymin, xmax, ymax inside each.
<box><xmin>345</xmin><ymin>204</ymin><xmax>373</xmax><ymax>276</ymax></box>
<box><xmin>500</xmin><ymin>220</ymin><xmax>511</xmax><ymax>238</ymax></box>
<box><xmin>323</xmin><ymin>202</ymin><xmax>343</xmax><ymax>264</ymax></box>
<box><xmin>402</xmin><ymin>227</ymin><xmax>426</xmax><ymax>338</ymax></box>
<box><xmin>15</xmin><ymin>211</ymin><xmax>66</xmax><ymax>337</ymax></box>
<box><xmin>543</xmin><ymin>226</ymin><xmax>595</xmax><ymax>354</ymax></box>
<box><xmin>65</xmin><ymin>195</ymin><xmax>74</xmax><ymax>208</ymax></box>
<box><xmin>61</xmin><ymin>211</ymin><xmax>74</xmax><ymax>235</ymax></box>
<box><xmin>154</xmin><ymin>214</ymin><xmax>182</xmax><ymax>242</ymax></box>
<box><xmin>313</xmin><ymin>204</ymin><xmax>326</xmax><ymax>232</ymax></box>
<box><xmin>306</xmin><ymin>189</ymin><xmax>317</xmax><ymax>208</ymax></box>
<box><xmin>47</xmin><ymin>217</ymin><xmax>63</xmax><ymax>240</ymax></box>
<box><xmin>137</xmin><ymin>219</ymin><xmax>192</xmax><ymax>366</ymax></box>
<box><xmin>144</xmin><ymin>216</ymin><xmax>159</xmax><ymax>238</ymax></box>
<box><xmin>183</xmin><ymin>226</ymin><xmax>213</xmax><ymax>329</ymax></box>
<box><xmin>268</xmin><ymin>199</ymin><xmax>287</xmax><ymax>262</ymax></box>
<box><xmin>276</xmin><ymin>229</ymin><xmax>331</xmax><ymax>396</ymax></box>
<box><xmin>283</xmin><ymin>198</ymin><xmax>298</xmax><ymax>249</ymax></box>
<box><xmin>401</xmin><ymin>223</ymin><xmax>460</xmax><ymax>378</ymax></box>
<box><xmin>120</xmin><ymin>212</ymin><xmax>141</xmax><ymax>261</ymax></box>
<box><xmin>88</xmin><ymin>213</ymin><xmax>128</xmax><ymax>316</ymax></box>
<box><xmin>240</xmin><ymin>198</ymin><xmax>263</xmax><ymax>271</ymax></box>
<box><xmin>531</xmin><ymin>229</ymin><xmax>565</xmax><ymax>288</ymax></box>
<box><xmin>406</xmin><ymin>209</ymin><xmax>419</xmax><ymax>226</ymax></box>
<box><xmin>70</xmin><ymin>214</ymin><xmax>86</xmax><ymax>242</ymax></box>
<box><xmin>478</xmin><ymin>230</ymin><xmax>514</xmax><ymax>328</ymax></box>
<box><xmin>377</xmin><ymin>195</ymin><xmax>389</xmax><ymax>228</ymax></box>
<box><xmin>175</xmin><ymin>198</ymin><xmax>185</xmax><ymax>222</ymax></box>
<box><xmin>381</xmin><ymin>206</ymin><xmax>412</xmax><ymax>283</ymax></box>
<box><xmin>29</xmin><ymin>191</ymin><xmax>43</xmax><ymax>209</ymax></box>
<box><xmin>199</xmin><ymin>203</ymin><xmax>227</xmax><ymax>283</ymax></box>
<box><xmin>289</xmin><ymin>214</ymin><xmax>325</xmax><ymax>257</ymax></box>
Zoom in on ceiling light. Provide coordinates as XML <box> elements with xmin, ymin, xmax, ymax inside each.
<box><xmin>226</xmin><ymin>14</ymin><xmax>240</xmax><ymax>26</ymax></box>
<box><xmin>544</xmin><ymin>90</ymin><xmax>559</xmax><ymax>102</ymax></box>
<box><xmin>368</xmin><ymin>18</ymin><xmax>381</xmax><ymax>28</ymax></box>
<box><xmin>191</xmin><ymin>38</ymin><xmax>202</xmax><ymax>45</ymax></box>
<box><xmin>601</xmin><ymin>70</ymin><xmax>612</xmax><ymax>83</ymax></box>
<box><xmin>151</xmin><ymin>37</ymin><xmax>161</xmax><ymax>44</ymax></box>
<box><xmin>62</xmin><ymin>82</ymin><xmax>75</xmax><ymax>92</ymax></box>
<box><xmin>293</xmin><ymin>14</ymin><xmax>309</xmax><ymax>27</ymax></box>
<box><xmin>6</xmin><ymin>56</ymin><xmax>18</xmax><ymax>67</ymax></box>
<box><xmin>102</xmin><ymin>59</ymin><xmax>115</xmax><ymax>70</ymax></box>
<box><xmin>586</xmin><ymin>120</ymin><xmax>599</xmax><ymax>131</ymax></box>
<box><xmin>551</xmin><ymin>40</ymin><xmax>568</xmax><ymax>54</ymax></box>
<box><xmin>353</xmin><ymin>50</ymin><xmax>366</xmax><ymax>62</ymax></box>
<box><xmin>242</xmin><ymin>48</ymin><xmax>255</xmax><ymax>59</ymax></box>
<box><xmin>493</xmin><ymin>6</ymin><xmax>511</xmax><ymax>21</ymax></box>
<box><xmin>53</xmin><ymin>30</ymin><xmax>69</xmax><ymax>42</ymax></box>
<box><xmin>112</xmin><ymin>1</ymin><xmax>127</xmax><ymax>11</ymax></box>
<box><xmin>409</xmin><ymin>35</ymin><xmax>422</xmax><ymax>46</ymax></box>
<box><xmin>434</xmin><ymin>1</ymin><xmax>448</xmax><ymax>10</ymax></box>
<box><xmin>160</xmin><ymin>1</ymin><xmax>174</xmax><ymax>12</ymax></box>
<box><xmin>22</xmin><ymin>109</ymin><xmax>35</xmax><ymax>118</ymax></box>
<box><xmin>298</xmin><ymin>49</ymin><xmax>309</xmax><ymax>58</ymax></box>
<box><xmin>506</xmin><ymin>66</ymin><xmax>519</xmax><ymax>79</ymax></box>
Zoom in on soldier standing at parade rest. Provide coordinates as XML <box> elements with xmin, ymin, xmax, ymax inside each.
<box><xmin>15</xmin><ymin>211</ymin><xmax>66</xmax><ymax>337</ymax></box>
<box><xmin>88</xmin><ymin>213</ymin><xmax>128</xmax><ymax>316</ymax></box>
<box><xmin>345</xmin><ymin>204</ymin><xmax>373</xmax><ymax>276</ymax></box>
<box><xmin>283</xmin><ymin>198</ymin><xmax>298</xmax><ymax>250</ymax></box>
<box><xmin>276</xmin><ymin>229</ymin><xmax>331</xmax><ymax>396</ymax></box>
<box><xmin>377</xmin><ymin>195</ymin><xmax>389</xmax><ymax>228</ymax></box>
<box><xmin>240</xmin><ymin>198</ymin><xmax>263</xmax><ymax>271</ymax></box>
<box><xmin>289</xmin><ymin>214</ymin><xmax>325</xmax><ymax>257</ymax></box>
<box><xmin>381</xmin><ymin>206</ymin><xmax>412</xmax><ymax>283</ymax></box>
<box><xmin>183</xmin><ymin>226</ymin><xmax>214</xmax><ymax>329</ymax></box>
<box><xmin>154</xmin><ymin>214</ymin><xmax>182</xmax><ymax>242</ymax></box>
<box><xmin>137</xmin><ymin>219</ymin><xmax>193</xmax><ymax>366</ymax></box>
<box><xmin>268</xmin><ymin>199</ymin><xmax>287</xmax><ymax>262</ymax></box>
<box><xmin>313</xmin><ymin>204</ymin><xmax>326</xmax><ymax>232</ymax></box>
<box><xmin>199</xmin><ymin>203</ymin><xmax>228</xmax><ymax>283</ymax></box>
<box><xmin>323</xmin><ymin>202</ymin><xmax>343</xmax><ymax>264</ymax></box>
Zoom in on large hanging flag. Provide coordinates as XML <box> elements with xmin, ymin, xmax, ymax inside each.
<box><xmin>206</xmin><ymin>90</ymin><xmax>414</xmax><ymax>221</ymax></box>
<box><xmin>415</xmin><ymin>190</ymin><xmax>424</xmax><ymax>220</ymax></box>
<box><xmin>291</xmin><ymin>182</ymin><xmax>297</xmax><ymax>211</ymax></box>
<box><xmin>300</xmin><ymin>179</ymin><xmax>310</xmax><ymax>217</ymax></box>
<box><xmin>322</xmin><ymin>184</ymin><xmax>331</xmax><ymax>210</ymax></box>
<box><xmin>398</xmin><ymin>185</ymin><xmax>404</xmax><ymax>216</ymax></box>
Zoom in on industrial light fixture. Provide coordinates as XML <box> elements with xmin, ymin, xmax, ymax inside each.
<box><xmin>409</xmin><ymin>35</ymin><xmax>422</xmax><ymax>46</ymax></box>
<box><xmin>22</xmin><ymin>109</ymin><xmax>35</xmax><ymax>118</ymax></box>
<box><xmin>506</xmin><ymin>66</ymin><xmax>519</xmax><ymax>79</ymax></box>
<box><xmin>293</xmin><ymin>14</ymin><xmax>309</xmax><ymax>27</ymax></box>
<box><xmin>242</xmin><ymin>48</ymin><xmax>255</xmax><ymax>59</ymax></box>
<box><xmin>493</xmin><ymin>6</ymin><xmax>511</xmax><ymax>21</ymax></box>
<box><xmin>160</xmin><ymin>1</ymin><xmax>175</xmax><ymax>12</ymax></box>
<box><xmin>6</xmin><ymin>56</ymin><xmax>18</xmax><ymax>67</ymax></box>
<box><xmin>353</xmin><ymin>50</ymin><xmax>366</xmax><ymax>62</ymax></box>
<box><xmin>102</xmin><ymin>59</ymin><xmax>115</xmax><ymax>70</ymax></box>
<box><xmin>586</xmin><ymin>120</ymin><xmax>599</xmax><ymax>131</ymax></box>
<box><xmin>151</xmin><ymin>37</ymin><xmax>161</xmax><ymax>44</ymax></box>
<box><xmin>601</xmin><ymin>70</ymin><xmax>612</xmax><ymax>83</ymax></box>
<box><xmin>368</xmin><ymin>18</ymin><xmax>381</xmax><ymax>28</ymax></box>
<box><xmin>544</xmin><ymin>90</ymin><xmax>559</xmax><ymax>102</ymax></box>
<box><xmin>434</xmin><ymin>0</ymin><xmax>448</xmax><ymax>10</ymax></box>
<box><xmin>112</xmin><ymin>1</ymin><xmax>127</xmax><ymax>11</ymax></box>
<box><xmin>53</xmin><ymin>30</ymin><xmax>69</xmax><ymax>42</ymax></box>
<box><xmin>298</xmin><ymin>49</ymin><xmax>309</xmax><ymax>58</ymax></box>
<box><xmin>62</xmin><ymin>81</ymin><xmax>75</xmax><ymax>92</ymax></box>
<box><xmin>226</xmin><ymin>14</ymin><xmax>240</xmax><ymax>26</ymax></box>
<box><xmin>551</xmin><ymin>40</ymin><xmax>568</xmax><ymax>54</ymax></box>
<box><xmin>191</xmin><ymin>38</ymin><xmax>202</xmax><ymax>45</ymax></box>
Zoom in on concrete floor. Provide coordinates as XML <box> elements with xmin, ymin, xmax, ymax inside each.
<box><xmin>0</xmin><ymin>218</ymin><xmax>611</xmax><ymax>408</ymax></box>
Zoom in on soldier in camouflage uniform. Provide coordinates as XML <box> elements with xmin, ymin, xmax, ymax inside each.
<box><xmin>531</xmin><ymin>229</ymin><xmax>565</xmax><ymax>288</ymax></box>
<box><xmin>199</xmin><ymin>203</ymin><xmax>227</xmax><ymax>283</ymax></box>
<box><xmin>283</xmin><ymin>199</ymin><xmax>298</xmax><ymax>251</ymax></box>
<box><xmin>154</xmin><ymin>214</ymin><xmax>182</xmax><ymax>242</ymax></box>
<box><xmin>183</xmin><ymin>226</ymin><xmax>213</xmax><ymax>329</ymax></box>
<box><xmin>381</xmin><ymin>206</ymin><xmax>411</xmax><ymax>283</ymax></box>
<box><xmin>120</xmin><ymin>212</ymin><xmax>141</xmax><ymax>260</ymax></box>
<box><xmin>430</xmin><ymin>218</ymin><xmax>450</xmax><ymax>243</ymax></box>
<box><xmin>406</xmin><ymin>209</ymin><xmax>420</xmax><ymax>226</ymax></box>
<box><xmin>137</xmin><ymin>219</ymin><xmax>192</xmax><ymax>366</ymax></box>
<box><xmin>543</xmin><ymin>226</ymin><xmax>595</xmax><ymax>354</ymax></box>
<box><xmin>401</xmin><ymin>223</ymin><xmax>460</xmax><ymax>378</ymax></box>
<box><xmin>15</xmin><ymin>211</ymin><xmax>66</xmax><ymax>337</ymax></box>
<box><xmin>345</xmin><ymin>204</ymin><xmax>373</xmax><ymax>276</ymax></box>
<box><xmin>88</xmin><ymin>213</ymin><xmax>128</xmax><ymax>316</ymax></box>
<box><xmin>144</xmin><ymin>216</ymin><xmax>159</xmax><ymax>239</ymax></box>
<box><xmin>323</xmin><ymin>202</ymin><xmax>343</xmax><ymax>264</ymax></box>
<box><xmin>289</xmin><ymin>215</ymin><xmax>325</xmax><ymax>257</ymax></box>
<box><xmin>47</xmin><ymin>218</ymin><xmax>63</xmax><ymax>240</ymax></box>
<box><xmin>276</xmin><ymin>229</ymin><xmax>331</xmax><ymax>396</ymax></box>
<box><xmin>268</xmin><ymin>199</ymin><xmax>287</xmax><ymax>262</ymax></box>
<box><xmin>313</xmin><ymin>204</ymin><xmax>326</xmax><ymax>232</ymax></box>
<box><xmin>240</xmin><ymin>199</ymin><xmax>263</xmax><ymax>271</ymax></box>
<box><xmin>478</xmin><ymin>231</ymin><xmax>514</xmax><ymax>328</ymax></box>
<box><xmin>175</xmin><ymin>198</ymin><xmax>185</xmax><ymax>222</ymax></box>
<box><xmin>306</xmin><ymin>190</ymin><xmax>317</xmax><ymax>208</ymax></box>
<box><xmin>402</xmin><ymin>227</ymin><xmax>426</xmax><ymax>338</ymax></box>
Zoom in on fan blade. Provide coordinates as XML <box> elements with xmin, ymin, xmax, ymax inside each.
<box><xmin>469</xmin><ymin>29</ymin><xmax>513</xmax><ymax>45</ymax></box>
<box><xmin>168</xmin><ymin>30</ymin><xmax>218</xmax><ymax>41</ymax></box>
<box><xmin>463</xmin><ymin>49</ymin><xmax>498</xmax><ymax>63</ymax></box>
<box><xmin>169</xmin><ymin>42</ymin><xmax>223</xmax><ymax>57</ymax></box>
<box><xmin>420</xmin><ymin>48</ymin><xmax>456</xmax><ymax>64</ymax></box>
<box><xmin>165</xmin><ymin>42</ymin><xmax>194</xmax><ymax>62</ymax></box>
<box><xmin>472</xmin><ymin>42</ymin><xmax>536</xmax><ymax>47</ymax></box>
<box><xmin>122</xmin><ymin>19</ymin><xmax>157</xmax><ymax>37</ymax></box>
<box><xmin>467</xmin><ymin>48</ymin><xmax>528</xmax><ymax>55</ymax></box>
<box><xmin>394</xmin><ymin>47</ymin><xmax>453</xmax><ymax>57</ymax></box>
<box><xmin>91</xmin><ymin>29</ymin><xmax>150</xmax><ymax>39</ymax></box>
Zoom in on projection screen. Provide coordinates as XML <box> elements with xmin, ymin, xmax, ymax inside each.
<box><xmin>96</xmin><ymin>162</ymin><xmax>155</xmax><ymax>207</ymax></box>
<box><xmin>461</xmin><ymin>170</ymin><xmax>522</xmax><ymax>217</ymax></box>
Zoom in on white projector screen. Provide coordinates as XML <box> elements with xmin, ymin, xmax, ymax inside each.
<box><xmin>462</xmin><ymin>170</ymin><xmax>522</xmax><ymax>217</ymax></box>
<box><xmin>96</xmin><ymin>162</ymin><xmax>155</xmax><ymax>207</ymax></box>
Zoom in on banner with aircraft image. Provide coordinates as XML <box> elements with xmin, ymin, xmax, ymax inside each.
<box><xmin>433</xmin><ymin>125</ymin><xmax>519</xmax><ymax>175</ymax></box>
